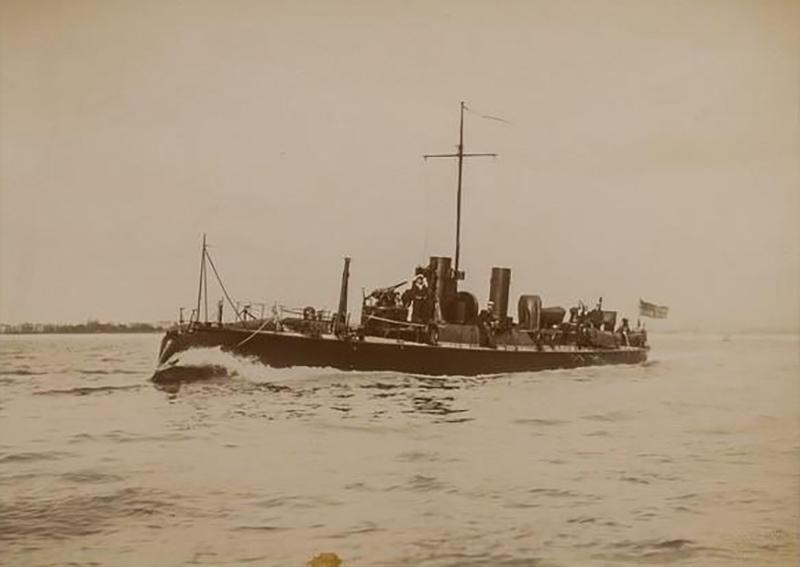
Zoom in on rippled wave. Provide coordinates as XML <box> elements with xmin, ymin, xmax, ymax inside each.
<box><xmin>0</xmin><ymin>487</ymin><xmax>177</xmax><ymax>542</ymax></box>
<box><xmin>34</xmin><ymin>384</ymin><xmax>143</xmax><ymax>396</ymax></box>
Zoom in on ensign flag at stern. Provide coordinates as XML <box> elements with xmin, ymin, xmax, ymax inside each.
<box><xmin>639</xmin><ymin>299</ymin><xmax>668</xmax><ymax>319</ymax></box>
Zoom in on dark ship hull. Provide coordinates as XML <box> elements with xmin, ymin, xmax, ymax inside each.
<box><xmin>156</xmin><ymin>326</ymin><xmax>648</xmax><ymax>378</ymax></box>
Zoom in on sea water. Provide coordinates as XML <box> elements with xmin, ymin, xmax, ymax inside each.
<box><xmin>0</xmin><ymin>333</ymin><xmax>797</xmax><ymax>566</ymax></box>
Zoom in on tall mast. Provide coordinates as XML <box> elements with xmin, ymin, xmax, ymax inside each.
<box><xmin>195</xmin><ymin>233</ymin><xmax>206</xmax><ymax>323</ymax></box>
<box><xmin>203</xmin><ymin>245</ymin><xmax>208</xmax><ymax>322</ymax></box>
<box><xmin>424</xmin><ymin>101</ymin><xmax>497</xmax><ymax>275</ymax></box>
<box><xmin>455</xmin><ymin>101</ymin><xmax>465</xmax><ymax>272</ymax></box>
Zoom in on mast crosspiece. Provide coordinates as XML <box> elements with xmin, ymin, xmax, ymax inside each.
<box><xmin>423</xmin><ymin>101</ymin><xmax>497</xmax><ymax>275</ymax></box>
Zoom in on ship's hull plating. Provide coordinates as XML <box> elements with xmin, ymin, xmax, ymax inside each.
<box><xmin>157</xmin><ymin>327</ymin><xmax>648</xmax><ymax>377</ymax></box>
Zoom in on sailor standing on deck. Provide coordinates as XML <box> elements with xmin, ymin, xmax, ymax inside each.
<box><xmin>478</xmin><ymin>301</ymin><xmax>498</xmax><ymax>348</ymax></box>
<box><xmin>404</xmin><ymin>273</ymin><xmax>430</xmax><ymax>323</ymax></box>
<box><xmin>617</xmin><ymin>317</ymin><xmax>631</xmax><ymax>346</ymax></box>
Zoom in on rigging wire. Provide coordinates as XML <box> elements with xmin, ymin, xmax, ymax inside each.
<box><xmin>204</xmin><ymin>249</ymin><xmax>242</xmax><ymax>321</ymax></box>
<box><xmin>195</xmin><ymin>236</ymin><xmax>206</xmax><ymax>323</ymax></box>
<box><xmin>235</xmin><ymin>317</ymin><xmax>272</xmax><ymax>347</ymax></box>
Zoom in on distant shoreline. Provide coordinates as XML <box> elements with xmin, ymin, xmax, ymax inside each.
<box><xmin>0</xmin><ymin>323</ymin><xmax>169</xmax><ymax>335</ymax></box>
<box><xmin>0</xmin><ymin>330</ymin><xmax>166</xmax><ymax>335</ymax></box>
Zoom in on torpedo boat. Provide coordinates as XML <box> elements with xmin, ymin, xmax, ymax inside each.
<box><xmin>155</xmin><ymin>103</ymin><xmax>648</xmax><ymax>378</ymax></box>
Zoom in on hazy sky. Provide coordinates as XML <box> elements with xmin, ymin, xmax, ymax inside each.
<box><xmin>1</xmin><ymin>0</ymin><xmax>798</xmax><ymax>331</ymax></box>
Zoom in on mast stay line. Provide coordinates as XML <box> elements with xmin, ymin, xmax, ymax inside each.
<box><xmin>193</xmin><ymin>233</ymin><xmax>244</xmax><ymax>324</ymax></box>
